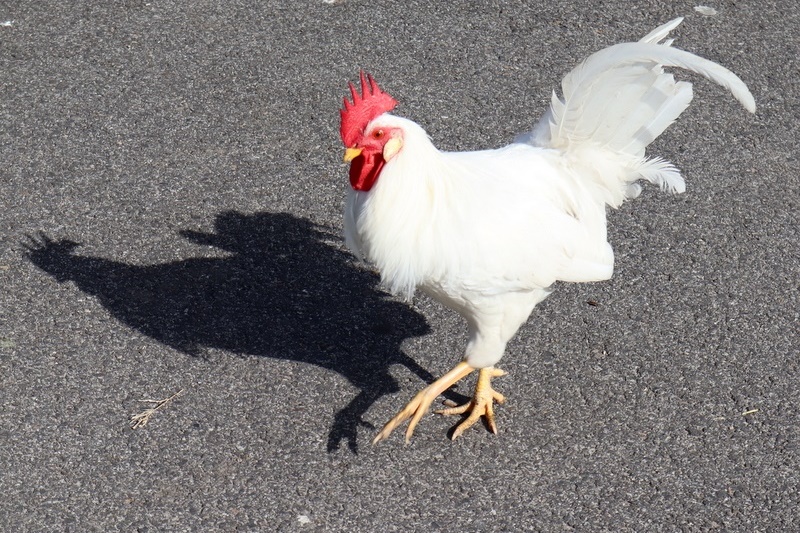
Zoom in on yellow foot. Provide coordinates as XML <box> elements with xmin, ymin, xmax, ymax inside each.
<box><xmin>435</xmin><ymin>367</ymin><xmax>506</xmax><ymax>440</ymax></box>
<box><xmin>372</xmin><ymin>362</ymin><xmax>475</xmax><ymax>444</ymax></box>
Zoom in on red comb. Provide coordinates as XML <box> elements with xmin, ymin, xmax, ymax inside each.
<box><xmin>340</xmin><ymin>71</ymin><xmax>397</xmax><ymax>147</ymax></box>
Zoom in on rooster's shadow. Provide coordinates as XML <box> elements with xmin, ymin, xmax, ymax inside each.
<box><xmin>24</xmin><ymin>211</ymin><xmax>436</xmax><ymax>453</ymax></box>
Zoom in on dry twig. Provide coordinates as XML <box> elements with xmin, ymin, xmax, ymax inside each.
<box><xmin>130</xmin><ymin>389</ymin><xmax>184</xmax><ymax>429</ymax></box>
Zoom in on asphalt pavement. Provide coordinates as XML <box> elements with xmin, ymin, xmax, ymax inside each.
<box><xmin>1</xmin><ymin>1</ymin><xmax>798</xmax><ymax>531</ymax></box>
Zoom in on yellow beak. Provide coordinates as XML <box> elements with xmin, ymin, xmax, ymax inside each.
<box><xmin>343</xmin><ymin>147</ymin><xmax>363</xmax><ymax>162</ymax></box>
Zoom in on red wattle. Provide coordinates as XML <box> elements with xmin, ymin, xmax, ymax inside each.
<box><xmin>349</xmin><ymin>152</ymin><xmax>385</xmax><ymax>192</ymax></box>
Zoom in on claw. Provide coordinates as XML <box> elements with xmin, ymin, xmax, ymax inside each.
<box><xmin>372</xmin><ymin>362</ymin><xmax>474</xmax><ymax>444</ymax></box>
<box><xmin>373</xmin><ymin>364</ymin><xmax>509</xmax><ymax>444</ymax></box>
<box><xmin>435</xmin><ymin>366</ymin><xmax>507</xmax><ymax>440</ymax></box>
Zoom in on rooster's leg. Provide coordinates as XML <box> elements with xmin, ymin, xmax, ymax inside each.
<box><xmin>435</xmin><ymin>367</ymin><xmax>506</xmax><ymax>440</ymax></box>
<box><xmin>372</xmin><ymin>362</ymin><xmax>475</xmax><ymax>444</ymax></box>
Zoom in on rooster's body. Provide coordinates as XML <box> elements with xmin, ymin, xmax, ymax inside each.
<box><xmin>339</xmin><ymin>18</ymin><xmax>755</xmax><ymax>443</ymax></box>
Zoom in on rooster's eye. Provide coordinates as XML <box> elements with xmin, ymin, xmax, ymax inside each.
<box><xmin>372</xmin><ymin>129</ymin><xmax>384</xmax><ymax>140</ymax></box>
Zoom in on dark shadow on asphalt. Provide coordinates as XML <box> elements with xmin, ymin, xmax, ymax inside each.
<box><xmin>24</xmin><ymin>211</ymin><xmax>437</xmax><ymax>453</ymax></box>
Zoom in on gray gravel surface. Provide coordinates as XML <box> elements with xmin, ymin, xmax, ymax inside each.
<box><xmin>1</xmin><ymin>1</ymin><xmax>798</xmax><ymax>531</ymax></box>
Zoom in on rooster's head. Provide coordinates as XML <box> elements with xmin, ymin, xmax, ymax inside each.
<box><xmin>340</xmin><ymin>72</ymin><xmax>402</xmax><ymax>192</ymax></box>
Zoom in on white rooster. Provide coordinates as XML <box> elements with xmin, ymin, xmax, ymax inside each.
<box><xmin>339</xmin><ymin>18</ymin><xmax>755</xmax><ymax>444</ymax></box>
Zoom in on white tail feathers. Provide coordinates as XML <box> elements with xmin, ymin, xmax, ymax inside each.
<box><xmin>639</xmin><ymin>17</ymin><xmax>684</xmax><ymax>45</ymax></box>
<box><xmin>519</xmin><ymin>18</ymin><xmax>755</xmax><ymax>207</ymax></box>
